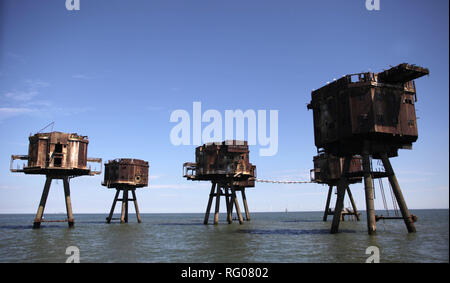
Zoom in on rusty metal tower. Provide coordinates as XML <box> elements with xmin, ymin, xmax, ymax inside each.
<box><xmin>310</xmin><ymin>152</ymin><xmax>362</xmax><ymax>222</ymax></box>
<box><xmin>183</xmin><ymin>140</ymin><xmax>256</xmax><ymax>225</ymax></box>
<box><xmin>10</xmin><ymin>132</ymin><xmax>102</xmax><ymax>229</ymax></box>
<box><xmin>307</xmin><ymin>63</ymin><xmax>429</xmax><ymax>234</ymax></box>
<box><xmin>102</xmin><ymin>158</ymin><xmax>149</xmax><ymax>223</ymax></box>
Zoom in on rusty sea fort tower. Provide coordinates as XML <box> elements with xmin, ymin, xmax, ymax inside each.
<box><xmin>11</xmin><ymin>132</ymin><xmax>102</xmax><ymax>229</ymax></box>
<box><xmin>310</xmin><ymin>153</ymin><xmax>363</xmax><ymax>222</ymax></box>
<box><xmin>307</xmin><ymin>63</ymin><xmax>429</xmax><ymax>234</ymax></box>
<box><xmin>183</xmin><ymin>140</ymin><xmax>256</xmax><ymax>225</ymax></box>
<box><xmin>102</xmin><ymin>158</ymin><xmax>149</xmax><ymax>223</ymax></box>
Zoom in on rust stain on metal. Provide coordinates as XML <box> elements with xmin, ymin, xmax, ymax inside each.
<box><xmin>183</xmin><ymin>140</ymin><xmax>256</xmax><ymax>225</ymax></box>
<box><xmin>183</xmin><ymin>140</ymin><xmax>256</xmax><ymax>186</ymax></box>
<box><xmin>307</xmin><ymin>63</ymin><xmax>429</xmax><ymax>158</ymax></box>
<box><xmin>102</xmin><ymin>158</ymin><xmax>149</xmax><ymax>224</ymax></box>
<box><xmin>308</xmin><ymin>63</ymin><xmax>429</xmax><ymax>235</ymax></box>
<box><xmin>10</xmin><ymin>131</ymin><xmax>102</xmax><ymax>229</ymax></box>
<box><xmin>102</xmin><ymin>158</ymin><xmax>149</xmax><ymax>189</ymax></box>
<box><xmin>311</xmin><ymin>153</ymin><xmax>362</xmax><ymax>185</ymax></box>
<box><xmin>10</xmin><ymin>131</ymin><xmax>101</xmax><ymax>176</ymax></box>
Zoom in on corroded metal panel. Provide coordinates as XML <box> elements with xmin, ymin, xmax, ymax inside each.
<box><xmin>377</xmin><ymin>63</ymin><xmax>429</xmax><ymax>84</ymax></box>
<box><xmin>27</xmin><ymin>132</ymin><xmax>89</xmax><ymax>169</ymax></box>
<box><xmin>10</xmin><ymin>131</ymin><xmax>101</xmax><ymax>176</ymax></box>
<box><xmin>311</xmin><ymin>153</ymin><xmax>362</xmax><ymax>185</ymax></box>
<box><xmin>103</xmin><ymin>158</ymin><xmax>149</xmax><ymax>188</ymax></box>
<box><xmin>233</xmin><ymin>165</ymin><xmax>256</xmax><ymax>187</ymax></box>
<box><xmin>183</xmin><ymin>140</ymin><xmax>256</xmax><ymax>185</ymax></box>
<box><xmin>307</xmin><ymin>63</ymin><xmax>429</xmax><ymax>156</ymax></box>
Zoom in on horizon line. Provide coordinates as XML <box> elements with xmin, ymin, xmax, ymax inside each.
<box><xmin>0</xmin><ymin>208</ymin><xmax>448</xmax><ymax>215</ymax></box>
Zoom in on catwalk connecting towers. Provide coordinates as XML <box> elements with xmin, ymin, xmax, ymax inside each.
<box><xmin>10</xmin><ymin>132</ymin><xmax>101</xmax><ymax>228</ymax></box>
<box><xmin>183</xmin><ymin>140</ymin><xmax>256</xmax><ymax>225</ymax></box>
<box><xmin>307</xmin><ymin>63</ymin><xmax>429</xmax><ymax>234</ymax></box>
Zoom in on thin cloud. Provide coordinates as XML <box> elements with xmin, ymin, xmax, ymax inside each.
<box><xmin>72</xmin><ymin>74</ymin><xmax>94</xmax><ymax>79</ymax></box>
<box><xmin>1</xmin><ymin>78</ymin><xmax>96</xmax><ymax>121</ymax></box>
<box><xmin>0</xmin><ymin>107</ymin><xmax>35</xmax><ymax>120</ymax></box>
<box><xmin>23</xmin><ymin>100</ymin><xmax>53</xmax><ymax>107</ymax></box>
<box><xmin>3</xmin><ymin>79</ymin><xmax>50</xmax><ymax>102</ymax></box>
<box><xmin>24</xmin><ymin>79</ymin><xmax>50</xmax><ymax>88</ymax></box>
<box><xmin>50</xmin><ymin>106</ymin><xmax>94</xmax><ymax>116</ymax></box>
<box><xmin>4</xmin><ymin>90</ymin><xmax>38</xmax><ymax>101</ymax></box>
<box><xmin>149</xmin><ymin>175</ymin><xmax>163</xmax><ymax>180</ymax></box>
<box><xmin>5</xmin><ymin>52</ymin><xmax>26</xmax><ymax>64</ymax></box>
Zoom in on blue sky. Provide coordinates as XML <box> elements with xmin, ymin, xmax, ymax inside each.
<box><xmin>0</xmin><ymin>0</ymin><xmax>448</xmax><ymax>213</ymax></box>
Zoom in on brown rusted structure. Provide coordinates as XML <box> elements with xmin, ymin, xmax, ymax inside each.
<box><xmin>311</xmin><ymin>153</ymin><xmax>362</xmax><ymax>185</ymax></box>
<box><xmin>307</xmin><ymin>63</ymin><xmax>428</xmax><ymax>235</ymax></box>
<box><xmin>10</xmin><ymin>132</ymin><xmax>102</xmax><ymax>229</ymax></box>
<box><xmin>310</xmin><ymin>152</ymin><xmax>362</xmax><ymax>221</ymax></box>
<box><xmin>183</xmin><ymin>140</ymin><xmax>256</xmax><ymax>225</ymax></box>
<box><xmin>102</xmin><ymin>158</ymin><xmax>149</xmax><ymax>223</ymax></box>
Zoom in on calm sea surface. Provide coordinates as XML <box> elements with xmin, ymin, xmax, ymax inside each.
<box><xmin>0</xmin><ymin>209</ymin><xmax>447</xmax><ymax>263</ymax></box>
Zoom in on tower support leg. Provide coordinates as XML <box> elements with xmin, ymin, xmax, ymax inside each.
<box><xmin>323</xmin><ymin>185</ymin><xmax>333</xmax><ymax>221</ymax></box>
<box><xmin>225</xmin><ymin>186</ymin><xmax>233</xmax><ymax>224</ymax></box>
<box><xmin>362</xmin><ymin>150</ymin><xmax>376</xmax><ymax>235</ymax></box>
<box><xmin>203</xmin><ymin>183</ymin><xmax>216</xmax><ymax>225</ymax></box>
<box><xmin>33</xmin><ymin>176</ymin><xmax>52</xmax><ymax>229</ymax></box>
<box><xmin>120</xmin><ymin>189</ymin><xmax>127</xmax><ymax>223</ymax></box>
<box><xmin>228</xmin><ymin>187</ymin><xmax>234</xmax><ymax>222</ymax></box>
<box><xmin>330</xmin><ymin>156</ymin><xmax>351</xmax><ymax>234</ymax></box>
<box><xmin>131</xmin><ymin>189</ymin><xmax>142</xmax><ymax>223</ymax></box>
<box><xmin>63</xmin><ymin>177</ymin><xmax>74</xmax><ymax>228</ymax></box>
<box><xmin>124</xmin><ymin>189</ymin><xmax>129</xmax><ymax>223</ymax></box>
<box><xmin>380</xmin><ymin>154</ymin><xmax>416</xmax><ymax>233</ymax></box>
<box><xmin>346</xmin><ymin>187</ymin><xmax>360</xmax><ymax>221</ymax></box>
<box><xmin>231</xmin><ymin>187</ymin><xmax>244</xmax><ymax>224</ymax></box>
<box><xmin>107</xmin><ymin>189</ymin><xmax>120</xmax><ymax>223</ymax></box>
<box><xmin>241</xmin><ymin>188</ymin><xmax>251</xmax><ymax>221</ymax></box>
<box><xmin>213</xmin><ymin>184</ymin><xmax>221</xmax><ymax>225</ymax></box>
